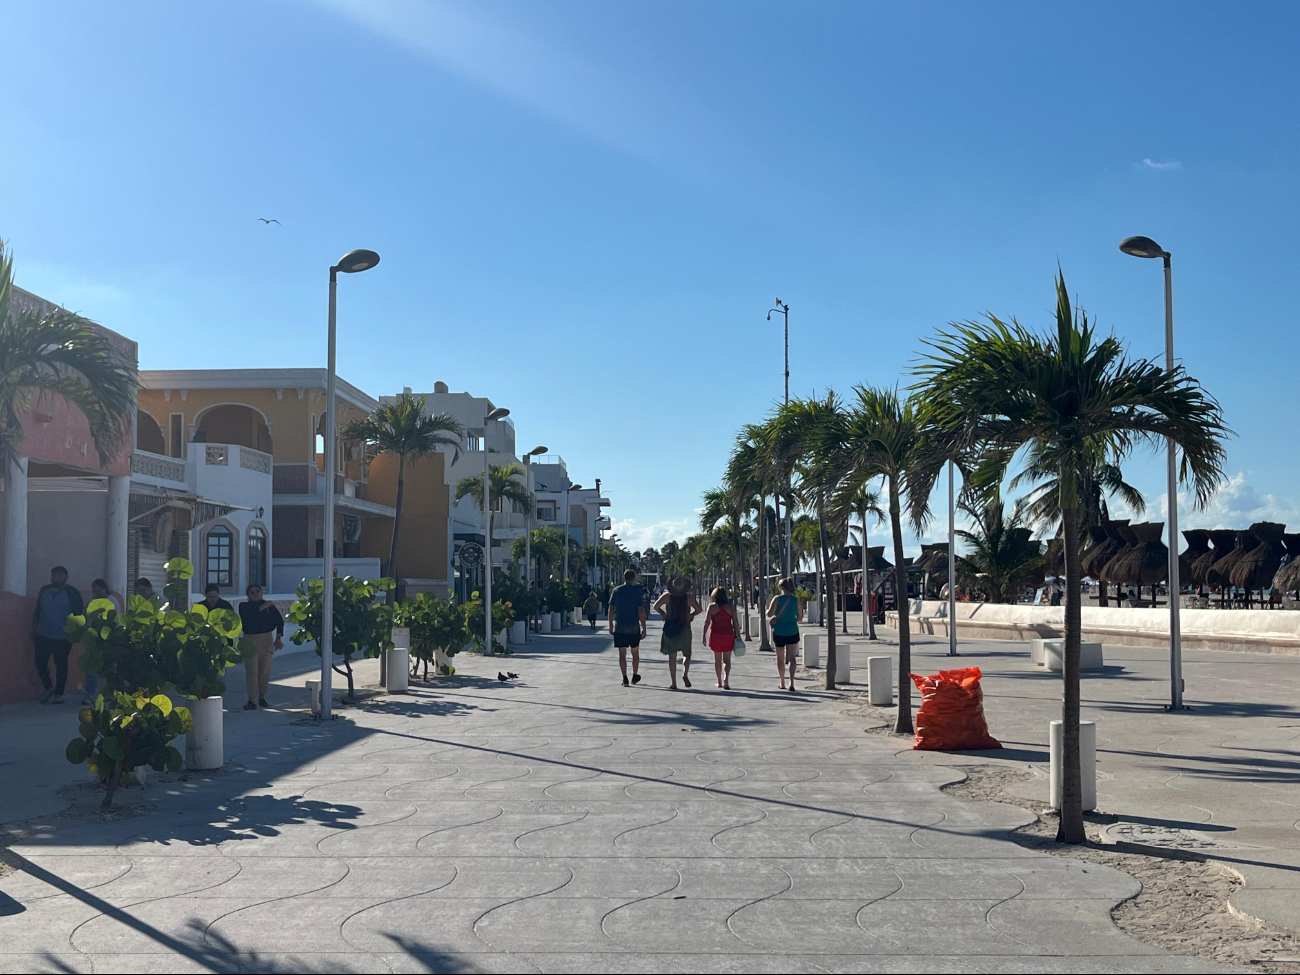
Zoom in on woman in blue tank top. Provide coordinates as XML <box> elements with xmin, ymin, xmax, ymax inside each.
<box><xmin>766</xmin><ymin>576</ymin><xmax>803</xmax><ymax>692</ymax></box>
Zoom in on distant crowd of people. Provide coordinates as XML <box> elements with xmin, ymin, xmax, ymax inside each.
<box><xmin>600</xmin><ymin>568</ymin><xmax>805</xmax><ymax>692</ymax></box>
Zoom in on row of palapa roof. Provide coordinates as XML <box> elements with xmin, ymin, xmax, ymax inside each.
<box><xmin>822</xmin><ymin>522</ymin><xmax>1300</xmax><ymax>598</ymax></box>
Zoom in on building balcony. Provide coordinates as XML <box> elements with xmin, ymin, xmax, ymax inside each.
<box><xmin>271</xmin><ymin>462</ymin><xmax>392</xmax><ymax>518</ymax></box>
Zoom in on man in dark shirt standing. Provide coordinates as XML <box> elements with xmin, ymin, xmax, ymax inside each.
<box><xmin>32</xmin><ymin>565</ymin><xmax>84</xmax><ymax>704</ymax></box>
<box><xmin>608</xmin><ymin>568</ymin><xmax>647</xmax><ymax>687</ymax></box>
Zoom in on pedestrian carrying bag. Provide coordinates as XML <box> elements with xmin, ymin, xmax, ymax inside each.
<box><xmin>732</xmin><ymin>637</ymin><xmax>746</xmax><ymax>656</ymax></box>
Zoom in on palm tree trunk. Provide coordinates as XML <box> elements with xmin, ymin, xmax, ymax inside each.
<box><xmin>738</xmin><ymin>536</ymin><xmax>751</xmax><ymax>640</ymax></box>
<box><xmin>1058</xmin><ymin>504</ymin><xmax>1086</xmax><ymax>843</ymax></box>
<box><xmin>890</xmin><ymin>479</ymin><xmax>913</xmax><ymax>735</ymax></box>
<box><xmin>862</xmin><ymin>507</ymin><xmax>876</xmax><ymax>640</ymax></box>
<box><xmin>387</xmin><ymin>454</ymin><xmax>406</xmax><ymax>602</ymax></box>
<box><xmin>758</xmin><ymin>494</ymin><xmax>772</xmax><ymax>650</ymax></box>
<box><xmin>820</xmin><ymin>492</ymin><xmax>837</xmax><ymax>689</ymax></box>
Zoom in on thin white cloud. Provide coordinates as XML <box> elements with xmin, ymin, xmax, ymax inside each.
<box><xmin>609</xmin><ymin>516</ymin><xmax>695</xmax><ymax>553</ymax></box>
<box><xmin>1142</xmin><ymin>158</ymin><xmax>1182</xmax><ymax>171</ymax></box>
<box><xmin>1160</xmin><ymin>472</ymin><xmax>1300</xmax><ymax>530</ymax></box>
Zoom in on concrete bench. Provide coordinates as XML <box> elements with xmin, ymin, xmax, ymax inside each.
<box><xmin>1043</xmin><ymin>640</ymin><xmax>1104</xmax><ymax>672</ymax></box>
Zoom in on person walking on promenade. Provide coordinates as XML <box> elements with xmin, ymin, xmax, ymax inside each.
<box><xmin>239</xmin><ymin>584</ymin><xmax>284</xmax><ymax>710</ymax></box>
<box><xmin>654</xmin><ymin>576</ymin><xmax>702</xmax><ymax>690</ymax></box>
<box><xmin>608</xmin><ymin>569</ymin><xmax>647</xmax><ymax>686</ymax></box>
<box><xmin>583</xmin><ymin>591</ymin><xmax>601</xmax><ymax>630</ymax></box>
<box><xmin>32</xmin><ymin>566</ymin><xmax>83</xmax><ymax>704</ymax></box>
<box><xmin>702</xmin><ymin>586</ymin><xmax>740</xmax><ymax>690</ymax></box>
<box><xmin>766</xmin><ymin>576</ymin><xmax>803</xmax><ymax>692</ymax></box>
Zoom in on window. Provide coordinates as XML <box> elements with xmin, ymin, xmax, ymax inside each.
<box><xmin>537</xmin><ymin>502</ymin><xmax>557</xmax><ymax>522</ymax></box>
<box><xmin>169</xmin><ymin>414</ymin><xmax>185</xmax><ymax>458</ymax></box>
<box><xmin>206</xmin><ymin>525</ymin><xmax>233</xmax><ymax>588</ymax></box>
<box><xmin>247</xmin><ymin>526</ymin><xmax>267</xmax><ymax>588</ymax></box>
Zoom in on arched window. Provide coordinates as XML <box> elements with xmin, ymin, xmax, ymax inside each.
<box><xmin>206</xmin><ymin>525</ymin><xmax>233</xmax><ymax>589</ymax></box>
<box><xmin>136</xmin><ymin>410</ymin><xmax>166</xmax><ymax>454</ymax></box>
<box><xmin>247</xmin><ymin>526</ymin><xmax>267</xmax><ymax>589</ymax></box>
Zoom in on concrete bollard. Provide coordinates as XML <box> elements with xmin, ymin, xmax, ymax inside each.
<box><xmin>834</xmin><ymin>641</ymin><xmax>851</xmax><ymax>683</ymax></box>
<box><xmin>1031</xmin><ymin>638</ymin><xmax>1054</xmax><ymax>666</ymax></box>
<box><xmin>540</xmin><ymin>613</ymin><xmax>552</xmax><ymax>634</ymax></box>
<box><xmin>868</xmin><ymin>656</ymin><xmax>892</xmax><ymax>705</ymax></box>
<box><xmin>386</xmin><ymin>648</ymin><xmax>410</xmax><ymax>692</ymax></box>
<box><xmin>185</xmin><ymin>695</ymin><xmax>224</xmax><ymax>770</ymax></box>
<box><xmin>306</xmin><ymin>679</ymin><xmax>320</xmax><ymax>715</ymax></box>
<box><xmin>1049</xmin><ymin>719</ymin><xmax>1097</xmax><ymax>812</ymax></box>
<box><xmin>510</xmin><ymin>620</ymin><xmax>526</xmax><ymax>644</ymax></box>
<box><xmin>803</xmin><ymin>635</ymin><xmax>820</xmax><ymax>668</ymax></box>
<box><xmin>552</xmin><ymin>612</ymin><xmax>562</xmax><ymax>630</ymax></box>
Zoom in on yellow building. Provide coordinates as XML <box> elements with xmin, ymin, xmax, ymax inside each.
<box><xmin>138</xmin><ymin>369</ymin><xmax>398</xmax><ymax>594</ymax></box>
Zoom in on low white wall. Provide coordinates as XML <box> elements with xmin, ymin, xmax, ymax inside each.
<box><xmin>272</xmin><ymin>557</ymin><xmax>381</xmax><ymax>595</ymax></box>
<box><xmin>887</xmin><ymin>599</ymin><xmax>1300</xmax><ymax>655</ymax></box>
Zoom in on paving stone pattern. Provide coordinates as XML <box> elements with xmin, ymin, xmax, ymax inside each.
<box><xmin>0</xmin><ymin>623</ymin><xmax>1231</xmax><ymax>973</ymax></box>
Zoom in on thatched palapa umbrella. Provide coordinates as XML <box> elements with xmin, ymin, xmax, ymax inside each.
<box><xmin>1180</xmin><ymin>529</ymin><xmax>1210</xmax><ymax>584</ymax></box>
<box><xmin>1194</xmin><ymin>530</ymin><xmax>1238</xmax><ymax>588</ymax></box>
<box><xmin>1271</xmin><ymin>534</ymin><xmax>1300</xmax><ymax>595</ymax></box>
<box><xmin>1082</xmin><ymin>520</ymin><xmax>1128</xmax><ymax>607</ymax></box>
<box><xmin>1229</xmin><ymin>522</ymin><xmax>1287</xmax><ymax>607</ymax></box>
<box><xmin>1103</xmin><ymin>522</ymin><xmax>1168</xmax><ymax>605</ymax></box>
<box><xmin>1207</xmin><ymin>529</ymin><xmax>1259</xmax><ymax>598</ymax></box>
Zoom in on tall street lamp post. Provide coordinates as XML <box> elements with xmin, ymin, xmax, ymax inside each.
<box><xmin>482</xmin><ymin>407</ymin><xmax>511</xmax><ymax>654</ymax></box>
<box><xmin>321</xmin><ymin>248</ymin><xmax>380</xmax><ymax>721</ymax></box>
<box><xmin>947</xmin><ymin>460</ymin><xmax>958</xmax><ymax>656</ymax></box>
<box><xmin>1119</xmin><ymin>235</ymin><xmax>1185</xmax><ymax>710</ymax></box>
<box><xmin>522</xmin><ymin>445</ymin><xmax>547</xmax><ymax>639</ymax></box>
<box><xmin>564</xmin><ymin>482</ymin><xmax>582</xmax><ymax>582</ymax></box>
<box><xmin>767</xmin><ymin>299</ymin><xmax>792</xmax><ymax>576</ymax></box>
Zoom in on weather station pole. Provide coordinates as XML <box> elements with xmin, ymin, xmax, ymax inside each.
<box><xmin>320</xmin><ymin>249</ymin><xmax>380</xmax><ymax>721</ymax></box>
<box><xmin>768</xmin><ymin>299</ymin><xmax>792</xmax><ymax>576</ymax></box>
<box><xmin>1120</xmin><ymin>236</ymin><xmax>1185</xmax><ymax>710</ymax></box>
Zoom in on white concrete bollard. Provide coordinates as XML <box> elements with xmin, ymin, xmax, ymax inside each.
<box><xmin>868</xmin><ymin>656</ymin><xmax>892</xmax><ymax>705</ymax></box>
<box><xmin>834</xmin><ymin>641</ymin><xmax>851</xmax><ymax>684</ymax></box>
<box><xmin>803</xmin><ymin>635</ymin><xmax>820</xmax><ymax>667</ymax></box>
<box><xmin>510</xmin><ymin>620</ymin><xmax>526</xmax><ymax>644</ymax></box>
<box><xmin>306</xmin><ymin>679</ymin><xmax>320</xmax><ymax>715</ymax></box>
<box><xmin>540</xmin><ymin>613</ymin><xmax>552</xmax><ymax>633</ymax></box>
<box><xmin>186</xmin><ymin>695</ymin><xmax>224</xmax><ymax>770</ymax></box>
<box><xmin>1049</xmin><ymin>719</ymin><xmax>1097</xmax><ymax>812</ymax></box>
<box><xmin>1031</xmin><ymin>638</ymin><xmax>1055</xmax><ymax>666</ymax></box>
<box><xmin>386</xmin><ymin>648</ymin><xmax>410</xmax><ymax>692</ymax></box>
<box><xmin>552</xmin><ymin>612</ymin><xmax>562</xmax><ymax>630</ymax></box>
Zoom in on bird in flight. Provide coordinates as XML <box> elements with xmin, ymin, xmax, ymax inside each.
<box><xmin>257</xmin><ymin>217</ymin><xmax>281</xmax><ymax>225</ymax></box>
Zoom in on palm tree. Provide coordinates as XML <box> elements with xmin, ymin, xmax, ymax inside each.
<box><xmin>342</xmin><ymin>393</ymin><xmax>462</xmax><ymax>602</ymax></box>
<box><xmin>702</xmin><ymin>482</ymin><xmax>755</xmax><ymax>636</ymax></box>
<box><xmin>834</xmin><ymin>481</ymin><xmax>885</xmax><ymax>638</ymax></box>
<box><xmin>916</xmin><ymin>271</ymin><xmax>1227</xmax><ymax>843</ymax></box>
<box><xmin>454</xmin><ymin>462</ymin><xmax>533</xmax><ymax>589</ymax></box>
<box><xmin>768</xmin><ymin>393</ymin><xmax>850</xmax><ymax>689</ymax></box>
<box><xmin>0</xmin><ymin>241</ymin><xmax>135</xmax><ymax>480</ymax></box>
<box><xmin>728</xmin><ymin>428</ymin><xmax>777</xmax><ymax>650</ymax></box>
<box><xmin>955</xmin><ymin>496</ymin><xmax>1045</xmax><ymax>603</ymax></box>
<box><xmin>841</xmin><ymin>386</ymin><xmax>935</xmax><ymax>733</ymax></box>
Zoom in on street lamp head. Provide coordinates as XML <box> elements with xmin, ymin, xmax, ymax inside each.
<box><xmin>528</xmin><ymin>445</ymin><xmax>548</xmax><ymax>456</ymax></box>
<box><xmin>766</xmin><ymin>312</ymin><xmax>772</xmax><ymax>321</ymax></box>
<box><xmin>486</xmin><ymin>407</ymin><xmax>510</xmax><ymax>421</ymax></box>
<box><xmin>570</xmin><ymin>483</ymin><xmax>582</xmax><ymax>491</ymax></box>
<box><xmin>334</xmin><ymin>249</ymin><xmax>381</xmax><ymax>273</ymax></box>
<box><xmin>1119</xmin><ymin>236</ymin><xmax>1168</xmax><ymax>259</ymax></box>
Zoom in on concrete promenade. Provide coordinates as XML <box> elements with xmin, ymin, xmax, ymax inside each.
<box><xmin>0</xmin><ymin>621</ymin><xmax>1232</xmax><ymax>973</ymax></box>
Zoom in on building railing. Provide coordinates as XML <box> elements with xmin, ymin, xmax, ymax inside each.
<box><xmin>131</xmin><ymin>450</ymin><xmax>188</xmax><ymax>484</ymax></box>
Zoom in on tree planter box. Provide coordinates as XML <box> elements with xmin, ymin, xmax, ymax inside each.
<box><xmin>386</xmin><ymin>648</ymin><xmax>410</xmax><ymax>692</ymax></box>
<box><xmin>803</xmin><ymin>635</ymin><xmax>819</xmax><ymax>667</ymax></box>
<box><xmin>434</xmin><ymin>648</ymin><xmax>452</xmax><ymax>673</ymax></box>
<box><xmin>186</xmin><ymin>695</ymin><xmax>224</xmax><ymax>770</ymax></box>
<box><xmin>552</xmin><ymin>612</ymin><xmax>562</xmax><ymax>630</ymax></box>
<box><xmin>510</xmin><ymin>621</ymin><xmax>526</xmax><ymax>644</ymax></box>
<box><xmin>540</xmin><ymin>614</ymin><xmax>552</xmax><ymax>634</ymax></box>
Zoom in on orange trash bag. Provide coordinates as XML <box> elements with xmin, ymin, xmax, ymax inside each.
<box><xmin>909</xmin><ymin>666</ymin><xmax>1002</xmax><ymax>751</ymax></box>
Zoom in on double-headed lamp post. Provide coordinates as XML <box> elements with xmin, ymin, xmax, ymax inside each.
<box><xmin>564</xmin><ymin>483</ymin><xmax>582</xmax><ymax>582</ymax></box>
<box><xmin>321</xmin><ymin>248</ymin><xmax>380</xmax><ymax>721</ymax></box>
<box><xmin>482</xmin><ymin>407</ymin><xmax>511</xmax><ymax>654</ymax></box>
<box><xmin>767</xmin><ymin>298</ymin><xmax>793</xmax><ymax>576</ymax></box>
<box><xmin>1119</xmin><ymin>235</ymin><xmax>1184</xmax><ymax>710</ymax></box>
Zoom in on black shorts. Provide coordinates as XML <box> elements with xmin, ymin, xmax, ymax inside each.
<box><xmin>774</xmin><ymin>631</ymin><xmax>800</xmax><ymax>647</ymax></box>
<box><xmin>613</xmin><ymin>631</ymin><xmax>642</xmax><ymax>648</ymax></box>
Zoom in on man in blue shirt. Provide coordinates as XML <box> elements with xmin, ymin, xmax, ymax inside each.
<box><xmin>31</xmin><ymin>566</ymin><xmax>84</xmax><ymax>704</ymax></box>
<box><xmin>608</xmin><ymin>568</ymin><xmax>647</xmax><ymax>687</ymax></box>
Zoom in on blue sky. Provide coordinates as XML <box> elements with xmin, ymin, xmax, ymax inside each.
<box><xmin>2</xmin><ymin>1</ymin><xmax>1297</xmax><ymax>552</ymax></box>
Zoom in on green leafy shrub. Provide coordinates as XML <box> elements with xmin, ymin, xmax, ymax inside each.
<box><xmin>397</xmin><ymin>592</ymin><xmax>470</xmax><ymax>681</ymax></box>
<box><xmin>464</xmin><ymin>592</ymin><xmax>513</xmax><ymax>655</ymax></box>
<box><xmin>796</xmin><ymin>587</ymin><xmax>814</xmax><ymax>604</ymax></box>
<box><xmin>288</xmin><ymin>576</ymin><xmax>395</xmax><ymax>697</ymax></box>
<box><xmin>162</xmin><ymin>556</ymin><xmax>194</xmax><ymax>611</ymax></box>
<box><xmin>66</xmin><ymin>691</ymin><xmax>192</xmax><ymax>809</ymax></box>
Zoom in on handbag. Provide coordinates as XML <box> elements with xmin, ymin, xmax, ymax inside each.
<box><xmin>732</xmin><ymin>637</ymin><xmax>746</xmax><ymax>656</ymax></box>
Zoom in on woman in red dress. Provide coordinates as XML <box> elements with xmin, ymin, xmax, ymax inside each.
<box><xmin>702</xmin><ymin>587</ymin><xmax>739</xmax><ymax>690</ymax></box>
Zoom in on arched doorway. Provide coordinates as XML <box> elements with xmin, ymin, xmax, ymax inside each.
<box><xmin>195</xmin><ymin>404</ymin><xmax>272</xmax><ymax>453</ymax></box>
<box><xmin>136</xmin><ymin>410</ymin><xmax>166</xmax><ymax>454</ymax></box>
